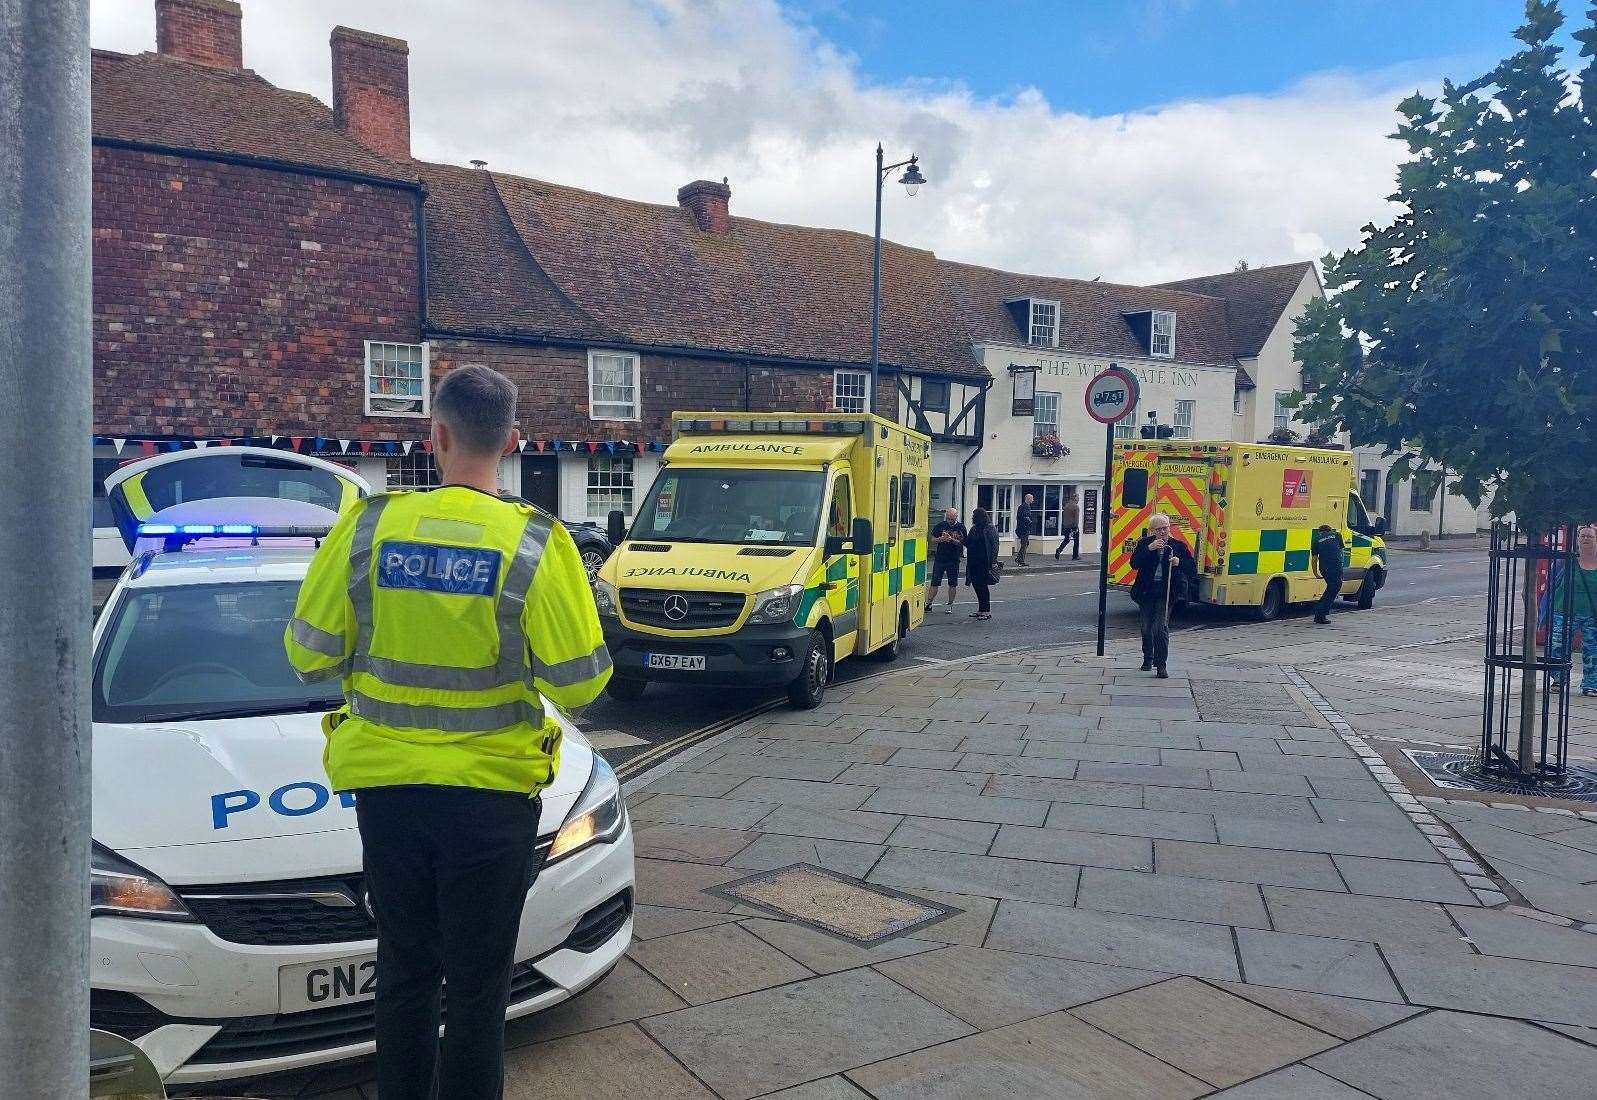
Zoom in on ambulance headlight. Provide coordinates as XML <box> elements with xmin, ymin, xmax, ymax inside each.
<box><xmin>748</xmin><ymin>583</ymin><xmax>805</xmax><ymax>625</ymax></box>
<box><xmin>592</xmin><ymin>580</ymin><xmax>619</xmax><ymax>618</ymax></box>
<box><xmin>91</xmin><ymin>843</ymin><xmax>194</xmax><ymax>922</ymax></box>
<box><xmin>547</xmin><ymin>755</ymin><xmax>625</xmax><ymax>864</ymax></box>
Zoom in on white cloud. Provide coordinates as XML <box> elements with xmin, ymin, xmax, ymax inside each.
<box><xmin>91</xmin><ymin>0</ymin><xmax>1415</xmax><ymax>283</ymax></box>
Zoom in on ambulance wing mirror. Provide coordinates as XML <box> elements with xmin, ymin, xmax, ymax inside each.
<box><xmin>824</xmin><ymin>517</ymin><xmax>873</xmax><ymax>558</ymax></box>
<box><xmin>607</xmin><ymin>509</ymin><xmax>628</xmax><ymax>546</ymax></box>
<box><xmin>1373</xmin><ymin>515</ymin><xmax>1388</xmax><ymax>536</ymax></box>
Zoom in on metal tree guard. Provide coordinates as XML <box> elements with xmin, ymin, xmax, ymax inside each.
<box><xmin>1477</xmin><ymin>521</ymin><xmax>1574</xmax><ymax>785</ymax></box>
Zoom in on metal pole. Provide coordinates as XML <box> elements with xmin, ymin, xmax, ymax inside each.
<box><xmin>870</xmin><ymin>143</ymin><xmax>883</xmax><ymax>415</ymax></box>
<box><xmin>1096</xmin><ymin>419</ymin><xmax>1114</xmax><ymax>657</ymax></box>
<box><xmin>0</xmin><ymin>1</ymin><xmax>94</xmax><ymax>1096</ymax></box>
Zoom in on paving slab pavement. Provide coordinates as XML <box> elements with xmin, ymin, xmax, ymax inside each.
<box><xmin>262</xmin><ymin>595</ymin><xmax>1597</xmax><ymax>1099</ymax></box>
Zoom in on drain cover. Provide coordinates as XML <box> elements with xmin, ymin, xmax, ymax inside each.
<box><xmin>709</xmin><ymin>864</ymin><xmax>958</xmax><ymax>945</ymax></box>
<box><xmin>1402</xmin><ymin>750</ymin><xmax>1597</xmax><ymax>803</ymax></box>
<box><xmin>1192</xmin><ymin>681</ymin><xmax>1305</xmax><ymax>724</ymax></box>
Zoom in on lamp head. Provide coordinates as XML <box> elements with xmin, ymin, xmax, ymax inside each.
<box><xmin>899</xmin><ymin>157</ymin><xmax>926</xmax><ymax>196</ymax></box>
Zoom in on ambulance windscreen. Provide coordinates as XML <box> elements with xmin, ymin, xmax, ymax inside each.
<box><xmin>631</xmin><ymin>469</ymin><xmax>825</xmax><ymax>547</ymax></box>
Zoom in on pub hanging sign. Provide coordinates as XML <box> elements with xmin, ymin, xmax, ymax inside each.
<box><xmin>1009</xmin><ymin>363</ymin><xmax>1040</xmax><ymax>417</ymax></box>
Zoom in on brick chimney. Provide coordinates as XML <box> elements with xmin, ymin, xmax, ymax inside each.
<box><xmin>677</xmin><ymin>180</ymin><xmax>732</xmax><ymax>234</ymax></box>
<box><xmin>155</xmin><ymin>0</ymin><xmax>243</xmax><ymax>70</ymax></box>
<box><xmin>331</xmin><ymin>26</ymin><xmax>411</xmax><ymax>161</ymax></box>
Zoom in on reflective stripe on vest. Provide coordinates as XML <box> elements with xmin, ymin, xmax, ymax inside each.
<box><xmin>348</xmin><ymin>689</ymin><xmax>544</xmax><ymax>733</ymax></box>
<box><xmin>346</xmin><ymin>497</ymin><xmax>554</xmax><ymax>705</ymax></box>
<box><xmin>535</xmin><ymin>643</ymin><xmax>613</xmax><ymax>687</ymax></box>
<box><xmin>290</xmin><ymin>617</ymin><xmax>345</xmax><ymax>658</ymax></box>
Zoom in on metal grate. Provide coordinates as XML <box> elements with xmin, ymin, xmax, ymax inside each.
<box><xmin>709</xmin><ymin>865</ymin><xmax>957</xmax><ymax>945</ymax></box>
<box><xmin>620</xmin><ymin>588</ymin><xmax>745</xmax><ymax>629</ymax></box>
<box><xmin>1403</xmin><ymin>749</ymin><xmax>1597</xmax><ymax>804</ymax></box>
<box><xmin>181</xmin><ymin>877</ymin><xmax>374</xmax><ymax>946</ymax></box>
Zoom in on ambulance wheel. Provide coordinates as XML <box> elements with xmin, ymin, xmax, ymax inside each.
<box><xmin>874</xmin><ymin>605</ymin><xmax>910</xmax><ymax>662</ymax></box>
<box><xmin>788</xmin><ymin>630</ymin><xmax>830</xmax><ymax>709</ymax></box>
<box><xmin>605</xmin><ymin>677</ymin><xmax>648</xmax><ymax>702</ymax></box>
<box><xmin>1254</xmin><ymin>579</ymin><xmax>1286</xmax><ymax>622</ymax></box>
<box><xmin>1356</xmin><ymin>572</ymin><xmax>1378</xmax><ymax>610</ymax></box>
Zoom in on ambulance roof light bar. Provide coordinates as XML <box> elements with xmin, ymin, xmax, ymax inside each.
<box><xmin>673</xmin><ymin>416</ymin><xmax>871</xmax><ymax>438</ymax></box>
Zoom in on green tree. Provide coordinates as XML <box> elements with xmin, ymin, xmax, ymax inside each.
<box><xmin>1294</xmin><ymin>1</ymin><xmax>1595</xmax><ymax>774</ymax></box>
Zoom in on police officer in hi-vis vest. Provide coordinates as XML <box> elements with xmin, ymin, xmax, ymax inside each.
<box><xmin>285</xmin><ymin>365</ymin><xmax>611</xmax><ymax>1100</ymax></box>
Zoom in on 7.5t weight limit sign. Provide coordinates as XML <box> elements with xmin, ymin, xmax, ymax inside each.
<box><xmin>1085</xmin><ymin>365</ymin><xmax>1139</xmax><ymax>425</ymax></box>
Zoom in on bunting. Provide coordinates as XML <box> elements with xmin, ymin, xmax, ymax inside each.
<box><xmin>90</xmin><ymin>432</ymin><xmax>670</xmax><ymax>456</ymax></box>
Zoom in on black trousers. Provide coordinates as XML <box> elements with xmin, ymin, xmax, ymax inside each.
<box><xmin>970</xmin><ymin>576</ymin><xmax>992</xmax><ymax>613</ymax></box>
<box><xmin>1315</xmin><ymin>573</ymin><xmax>1343</xmax><ymax>619</ymax></box>
<box><xmin>356</xmin><ymin>785</ymin><xmax>543</xmax><ymax>1100</ymax></box>
<box><xmin>1054</xmin><ymin>527</ymin><xmax>1080</xmax><ymax>559</ymax></box>
<box><xmin>1138</xmin><ymin>597</ymin><xmax>1170</xmax><ymax>669</ymax></box>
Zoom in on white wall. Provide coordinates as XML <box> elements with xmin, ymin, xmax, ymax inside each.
<box><xmin>1231</xmin><ymin>268</ymin><xmax>1321</xmax><ymax>442</ymax></box>
<box><xmin>1353</xmin><ymin>449</ymin><xmax>1484</xmax><ymax>537</ymax></box>
<box><xmin>558</xmin><ymin>451</ymin><xmax>660</xmax><ymax>526</ymax></box>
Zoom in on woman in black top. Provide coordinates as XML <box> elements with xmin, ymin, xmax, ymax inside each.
<box><xmin>966</xmin><ymin>508</ymin><xmax>1000</xmax><ymax>620</ymax></box>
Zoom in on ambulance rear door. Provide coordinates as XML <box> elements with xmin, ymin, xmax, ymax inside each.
<box><xmin>1152</xmin><ymin>456</ymin><xmax>1213</xmax><ymax>579</ymax></box>
<box><xmin>104</xmin><ymin>447</ymin><xmax>369</xmax><ymax>552</ymax></box>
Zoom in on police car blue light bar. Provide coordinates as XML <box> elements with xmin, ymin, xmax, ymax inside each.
<box><xmin>136</xmin><ymin>522</ymin><xmax>332</xmax><ymax>541</ymax></box>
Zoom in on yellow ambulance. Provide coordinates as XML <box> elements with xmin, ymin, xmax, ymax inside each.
<box><xmin>1108</xmin><ymin>440</ymin><xmax>1389</xmax><ymax>620</ymax></box>
<box><xmin>594</xmin><ymin>412</ymin><xmax>931</xmax><ymax>708</ymax></box>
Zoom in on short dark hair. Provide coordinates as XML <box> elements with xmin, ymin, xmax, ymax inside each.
<box><xmin>433</xmin><ymin>365</ymin><xmax>517</xmax><ymax>454</ymax></box>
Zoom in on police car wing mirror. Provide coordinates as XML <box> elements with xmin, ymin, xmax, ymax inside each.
<box><xmin>607</xmin><ymin>509</ymin><xmax>627</xmax><ymax>546</ymax></box>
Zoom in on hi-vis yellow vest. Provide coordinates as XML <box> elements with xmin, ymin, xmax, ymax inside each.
<box><xmin>284</xmin><ymin>487</ymin><xmax>612</xmax><ymax>795</ymax></box>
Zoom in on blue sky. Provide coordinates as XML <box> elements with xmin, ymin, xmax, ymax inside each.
<box><xmin>785</xmin><ymin>0</ymin><xmax>1578</xmax><ymax>114</ymax></box>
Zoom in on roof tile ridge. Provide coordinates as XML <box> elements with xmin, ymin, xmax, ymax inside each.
<box><xmin>481</xmin><ymin>168</ymin><xmax>616</xmax><ymax>339</ymax></box>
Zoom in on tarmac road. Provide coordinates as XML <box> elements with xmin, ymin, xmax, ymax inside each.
<box><xmin>578</xmin><ymin>546</ymin><xmax>1488</xmax><ymax>772</ymax></box>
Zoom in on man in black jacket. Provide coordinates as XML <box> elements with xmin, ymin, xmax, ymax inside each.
<box><xmin>1312</xmin><ymin>523</ymin><xmax>1345</xmax><ymax>624</ymax></box>
<box><xmin>1015</xmin><ymin>494</ymin><xmax>1036</xmax><ymax>565</ymax></box>
<box><xmin>1129</xmin><ymin>513</ymin><xmax>1196</xmax><ymax>678</ymax></box>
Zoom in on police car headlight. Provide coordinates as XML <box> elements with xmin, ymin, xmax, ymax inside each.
<box><xmin>593</xmin><ymin>580</ymin><xmax>620</xmax><ymax>618</ymax></box>
<box><xmin>547</xmin><ymin>755</ymin><xmax>625</xmax><ymax>864</ymax></box>
<box><xmin>91</xmin><ymin>843</ymin><xmax>194</xmax><ymax>922</ymax></box>
<box><xmin>748</xmin><ymin>583</ymin><xmax>805</xmax><ymax>625</ymax></box>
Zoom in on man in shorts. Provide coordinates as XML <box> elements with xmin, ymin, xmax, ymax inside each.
<box><xmin>927</xmin><ymin>507</ymin><xmax>967</xmax><ymax>613</ymax></box>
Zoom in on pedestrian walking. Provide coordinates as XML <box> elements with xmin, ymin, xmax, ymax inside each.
<box><xmin>1129</xmin><ymin>513</ymin><xmax>1194</xmax><ymax>678</ymax></box>
<box><xmin>967</xmin><ymin>507</ymin><xmax>1000</xmax><ymax>620</ymax></box>
<box><xmin>1015</xmin><ymin>493</ymin><xmax>1036</xmax><ymax>565</ymax></box>
<box><xmin>1312</xmin><ymin>522</ymin><xmax>1345</xmax><ymax>624</ymax></box>
<box><xmin>927</xmin><ymin>506</ymin><xmax>967</xmax><ymax>613</ymax></box>
<box><xmin>285</xmin><ymin>365</ymin><xmax>611</xmax><ymax>1100</ymax></box>
<box><xmin>1549</xmin><ymin>523</ymin><xmax>1597</xmax><ymax>696</ymax></box>
<box><xmin>1054</xmin><ymin>492</ymin><xmax>1081</xmax><ymax>561</ymax></box>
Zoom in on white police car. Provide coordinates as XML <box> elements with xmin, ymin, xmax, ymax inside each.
<box><xmin>91</xmin><ymin>449</ymin><xmax>634</xmax><ymax>1086</ymax></box>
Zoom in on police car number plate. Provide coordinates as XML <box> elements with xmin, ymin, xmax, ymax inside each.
<box><xmin>647</xmin><ymin>653</ymin><xmax>705</xmax><ymax>671</ymax></box>
<box><xmin>279</xmin><ymin>952</ymin><xmax>377</xmax><ymax>1014</ymax></box>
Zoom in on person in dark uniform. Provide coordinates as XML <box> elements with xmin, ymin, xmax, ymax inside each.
<box><xmin>1015</xmin><ymin>494</ymin><xmax>1035</xmax><ymax>565</ymax></box>
<box><xmin>1312</xmin><ymin>523</ymin><xmax>1345</xmax><ymax>624</ymax></box>
<box><xmin>1129</xmin><ymin>513</ymin><xmax>1195</xmax><ymax>678</ymax></box>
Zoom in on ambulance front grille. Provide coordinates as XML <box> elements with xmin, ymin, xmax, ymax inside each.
<box><xmin>620</xmin><ymin>588</ymin><xmax>745</xmax><ymax>629</ymax></box>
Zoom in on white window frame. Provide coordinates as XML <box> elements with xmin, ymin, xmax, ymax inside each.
<box><xmin>585</xmin><ymin>453</ymin><xmax>636</xmax><ymax>519</ymax></box>
<box><xmin>1273</xmin><ymin>392</ymin><xmax>1292</xmax><ymax>433</ymax></box>
<box><xmin>1028</xmin><ymin>299</ymin><xmax>1059</xmax><ymax>348</ymax></box>
<box><xmin>834</xmin><ymin>369</ymin><xmax>869</xmax><ymax>413</ymax></box>
<box><xmin>385</xmin><ymin>451</ymin><xmax>439</xmax><ymax>488</ymax></box>
<box><xmin>1150</xmin><ymin>310</ymin><xmax>1176</xmax><ymax>359</ymax></box>
<box><xmin>1233</xmin><ymin>389</ymin><xmax>1245</xmax><ymax>416</ymax></box>
<box><xmin>1033</xmin><ymin>391</ymin><xmax>1060</xmax><ymax>439</ymax></box>
<box><xmin>1113</xmin><ymin>399</ymin><xmax>1141</xmax><ymax>440</ymax></box>
<box><xmin>588</xmin><ymin>349</ymin><xmax>641</xmax><ymax>422</ymax></box>
<box><xmin>1173</xmin><ymin>399</ymin><xmax>1195</xmax><ymax>439</ymax></box>
<box><xmin>364</xmin><ymin>340</ymin><xmax>430</xmax><ymax>418</ymax></box>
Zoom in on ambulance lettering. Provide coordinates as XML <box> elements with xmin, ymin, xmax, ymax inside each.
<box><xmin>624</xmin><ymin>565</ymin><xmax>754</xmax><ymax>583</ymax></box>
<box><xmin>211</xmin><ymin>782</ymin><xmax>357</xmax><ymax>829</ymax></box>
<box><xmin>685</xmin><ymin>442</ymin><xmax>805</xmax><ymax>455</ymax></box>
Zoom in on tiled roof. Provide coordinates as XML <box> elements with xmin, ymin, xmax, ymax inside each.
<box><xmin>91</xmin><ymin>49</ymin><xmax>417</xmax><ymax>184</ymax></box>
<box><xmin>478</xmin><ymin>172</ymin><xmax>986</xmax><ymax>378</ymax></box>
<box><xmin>417</xmin><ymin>161</ymin><xmax>608</xmax><ymax>342</ymax></box>
<box><xmin>1154</xmin><ymin>262</ymin><xmax>1316</xmax><ymax>359</ymax></box>
<box><xmin>937</xmin><ymin>261</ymin><xmax>1239</xmax><ymax>367</ymax></box>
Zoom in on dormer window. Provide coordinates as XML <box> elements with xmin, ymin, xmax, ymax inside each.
<box><xmin>1029</xmin><ymin>300</ymin><xmax>1059</xmax><ymax>347</ymax></box>
<box><xmin>1005</xmin><ymin>297</ymin><xmax>1059</xmax><ymax>348</ymax></box>
<box><xmin>1151</xmin><ymin>310</ymin><xmax>1176</xmax><ymax>358</ymax></box>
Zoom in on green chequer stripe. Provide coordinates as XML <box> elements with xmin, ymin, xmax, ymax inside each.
<box><xmin>826</xmin><ymin>558</ymin><xmax>848</xmax><ymax>581</ymax></box>
<box><xmin>1260</xmin><ymin>529</ymin><xmax>1288</xmax><ymax>552</ymax></box>
<box><xmin>1285</xmin><ymin>549</ymin><xmax>1310</xmax><ymax>572</ymax></box>
<box><xmin>914</xmin><ymin>561</ymin><xmax>926</xmax><ymax>584</ymax></box>
<box><xmin>1228</xmin><ymin>551</ymin><xmax>1259</xmax><ymax>576</ymax></box>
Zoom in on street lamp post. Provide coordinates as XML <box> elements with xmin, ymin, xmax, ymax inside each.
<box><xmin>870</xmin><ymin>144</ymin><xmax>925</xmax><ymax>415</ymax></box>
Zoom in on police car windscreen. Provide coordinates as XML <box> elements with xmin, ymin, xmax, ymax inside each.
<box><xmin>633</xmin><ymin>469</ymin><xmax>825</xmax><ymax>546</ymax></box>
<box><xmin>94</xmin><ymin>581</ymin><xmax>340</xmax><ymax>724</ymax></box>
